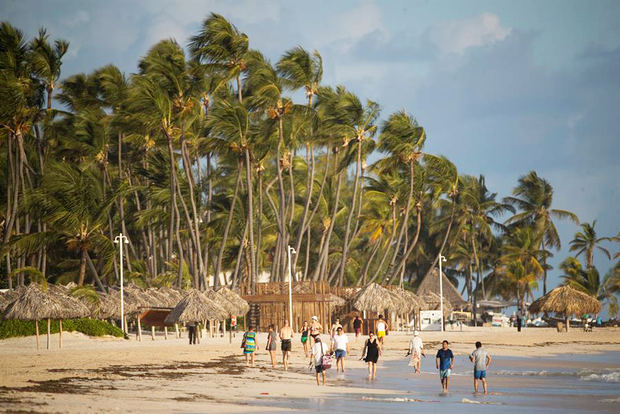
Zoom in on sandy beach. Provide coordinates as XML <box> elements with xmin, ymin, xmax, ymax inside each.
<box><xmin>1</xmin><ymin>326</ymin><xmax>620</xmax><ymax>413</ymax></box>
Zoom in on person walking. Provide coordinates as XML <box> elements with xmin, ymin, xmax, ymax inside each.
<box><xmin>331</xmin><ymin>326</ymin><xmax>349</xmax><ymax>373</ymax></box>
<box><xmin>406</xmin><ymin>330</ymin><xmax>424</xmax><ymax>375</ymax></box>
<box><xmin>280</xmin><ymin>319</ymin><xmax>293</xmax><ymax>371</ymax></box>
<box><xmin>469</xmin><ymin>341</ymin><xmax>492</xmax><ymax>394</ymax></box>
<box><xmin>310</xmin><ymin>336</ymin><xmax>329</xmax><ymax>386</ymax></box>
<box><xmin>353</xmin><ymin>315</ymin><xmax>363</xmax><ymax>341</ymax></box>
<box><xmin>330</xmin><ymin>318</ymin><xmax>342</xmax><ymax>339</ymax></box>
<box><xmin>436</xmin><ymin>340</ymin><xmax>454</xmax><ymax>392</ymax></box>
<box><xmin>266</xmin><ymin>324</ymin><xmax>278</xmax><ymax>368</ymax></box>
<box><xmin>242</xmin><ymin>326</ymin><xmax>258</xmax><ymax>367</ymax></box>
<box><xmin>187</xmin><ymin>321</ymin><xmax>197</xmax><ymax>345</ymax></box>
<box><xmin>375</xmin><ymin>315</ymin><xmax>388</xmax><ymax>345</ymax></box>
<box><xmin>361</xmin><ymin>331</ymin><xmax>380</xmax><ymax>379</ymax></box>
<box><xmin>309</xmin><ymin>316</ymin><xmax>322</xmax><ymax>345</ymax></box>
<box><xmin>300</xmin><ymin>320</ymin><xmax>310</xmax><ymax>357</ymax></box>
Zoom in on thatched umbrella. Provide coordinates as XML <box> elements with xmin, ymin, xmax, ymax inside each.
<box><xmin>47</xmin><ymin>285</ymin><xmax>90</xmax><ymax>348</ymax></box>
<box><xmin>420</xmin><ymin>292</ymin><xmax>453</xmax><ymax>316</ymax></box>
<box><xmin>326</xmin><ymin>293</ymin><xmax>346</xmax><ymax>307</ymax></box>
<box><xmin>164</xmin><ymin>289</ymin><xmax>228</xmax><ymax>327</ymax></box>
<box><xmin>216</xmin><ymin>287</ymin><xmax>250</xmax><ymax>315</ymax></box>
<box><xmin>529</xmin><ymin>285</ymin><xmax>601</xmax><ymax>331</ymax></box>
<box><xmin>3</xmin><ymin>284</ymin><xmax>68</xmax><ymax>350</ymax></box>
<box><xmin>351</xmin><ymin>283</ymin><xmax>399</xmax><ymax>314</ymax></box>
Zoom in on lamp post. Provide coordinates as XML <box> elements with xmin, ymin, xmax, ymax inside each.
<box><xmin>114</xmin><ymin>233</ymin><xmax>129</xmax><ymax>333</ymax></box>
<box><xmin>287</xmin><ymin>246</ymin><xmax>296</xmax><ymax>329</ymax></box>
<box><xmin>439</xmin><ymin>254</ymin><xmax>447</xmax><ymax>332</ymax></box>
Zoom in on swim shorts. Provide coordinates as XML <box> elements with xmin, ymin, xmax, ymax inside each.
<box><xmin>335</xmin><ymin>349</ymin><xmax>346</xmax><ymax>359</ymax></box>
<box><xmin>474</xmin><ymin>369</ymin><xmax>486</xmax><ymax>379</ymax></box>
<box><xmin>377</xmin><ymin>331</ymin><xmax>386</xmax><ymax>339</ymax></box>
<box><xmin>281</xmin><ymin>339</ymin><xmax>292</xmax><ymax>352</ymax></box>
<box><xmin>440</xmin><ymin>369</ymin><xmax>451</xmax><ymax>379</ymax></box>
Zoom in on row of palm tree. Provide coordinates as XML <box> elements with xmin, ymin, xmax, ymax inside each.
<box><xmin>1</xmin><ymin>16</ymin><xmax>619</xmax><ymax>316</ymax></box>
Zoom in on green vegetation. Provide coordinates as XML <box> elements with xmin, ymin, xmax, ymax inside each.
<box><xmin>0</xmin><ymin>319</ymin><xmax>124</xmax><ymax>339</ymax></box>
<box><xmin>0</xmin><ymin>15</ymin><xmax>619</xmax><ymax>316</ymax></box>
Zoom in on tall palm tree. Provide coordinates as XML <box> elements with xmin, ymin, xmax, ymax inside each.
<box><xmin>569</xmin><ymin>221</ymin><xmax>614</xmax><ymax>268</ymax></box>
<box><xmin>561</xmin><ymin>256</ymin><xmax>617</xmax><ymax>316</ymax></box>
<box><xmin>504</xmin><ymin>171</ymin><xmax>578</xmax><ymax>294</ymax></box>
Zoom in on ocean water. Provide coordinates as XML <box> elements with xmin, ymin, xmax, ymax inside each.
<box><xmin>257</xmin><ymin>351</ymin><xmax>620</xmax><ymax>413</ymax></box>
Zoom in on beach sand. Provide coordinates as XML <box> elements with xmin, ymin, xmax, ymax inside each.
<box><xmin>1</xmin><ymin>326</ymin><xmax>619</xmax><ymax>412</ymax></box>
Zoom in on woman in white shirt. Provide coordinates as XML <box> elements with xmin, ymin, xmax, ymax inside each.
<box><xmin>331</xmin><ymin>327</ymin><xmax>349</xmax><ymax>372</ymax></box>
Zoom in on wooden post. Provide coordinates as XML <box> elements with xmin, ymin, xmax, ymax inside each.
<box><xmin>223</xmin><ymin>319</ymin><xmax>227</xmax><ymax>338</ymax></box>
<box><xmin>244</xmin><ymin>311</ymin><xmax>247</xmax><ymax>331</ymax></box>
<box><xmin>565</xmin><ymin>315</ymin><xmax>570</xmax><ymax>332</ymax></box>
<box><xmin>137</xmin><ymin>316</ymin><xmax>142</xmax><ymax>342</ymax></box>
<box><xmin>47</xmin><ymin>318</ymin><xmax>51</xmax><ymax>350</ymax></box>
<box><xmin>151</xmin><ymin>326</ymin><xmax>155</xmax><ymax>340</ymax></box>
<box><xmin>229</xmin><ymin>314</ymin><xmax>233</xmax><ymax>344</ymax></box>
<box><xmin>174</xmin><ymin>323</ymin><xmax>180</xmax><ymax>338</ymax></box>
<box><xmin>197</xmin><ymin>324</ymin><xmax>201</xmax><ymax>344</ymax></box>
<box><xmin>59</xmin><ymin>319</ymin><xmax>63</xmax><ymax>349</ymax></box>
<box><xmin>35</xmin><ymin>320</ymin><xmax>40</xmax><ymax>350</ymax></box>
<box><xmin>164</xmin><ymin>326</ymin><xmax>168</xmax><ymax>340</ymax></box>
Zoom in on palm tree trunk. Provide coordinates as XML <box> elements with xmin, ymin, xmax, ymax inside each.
<box><xmin>424</xmin><ymin>196</ymin><xmax>457</xmax><ymax>280</ymax></box>
<box><xmin>387</xmin><ymin>160</ymin><xmax>415</xmax><ymax>277</ymax></box>
<box><xmin>369</xmin><ymin>202</ymin><xmax>398</xmax><ymax>284</ymax></box>
<box><xmin>471</xmin><ymin>232</ymin><xmax>486</xmax><ymax>299</ymax></box>
<box><xmin>78</xmin><ymin>248</ymin><xmax>87</xmax><ymax>286</ymax></box>
<box><xmin>339</xmin><ymin>139</ymin><xmax>362</xmax><ymax>285</ymax></box>
<box><xmin>359</xmin><ymin>241</ymin><xmax>381</xmax><ymax>286</ymax></box>
<box><xmin>243</xmin><ymin>148</ymin><xmax>256</xmax><ymax>293</ymax></box>
<box><xmin>391</xmin><ymin>207</ymin><xmax>422</xmax><ymax>286</ymax></box>
<box><xmin>214</xmin><ymin>162</ymin><xmax>242</xmax><ymax>285</ymax></box>
<box><xmin>275</xmin><ymin>117</ymin><xmax>287</xmax><ymax>282</ymax></box>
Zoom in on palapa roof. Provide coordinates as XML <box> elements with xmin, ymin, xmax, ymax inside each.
<box><xmin>416</xmin><ymin>268</ymin><xmax>467</xmax><ymax>309</ymax></box>
<box><xmin>351</xmin><ymin>283</ymin><xmax>399</xmax><ymax>313</ymax></box>
<box><xmin>204</xmin><ymin>289</ymin><xmax>238</xmax><ymax>315</ymax></box>
<box><xmin>326</xmin><ymin>293</ymin><xmax>346</xmax><ymax>307</ymax></box>
<box><xmin>215</xmin><ymin>287</ymin><xmax>250</xmax><ymax>315</ymax></box>
<box><xmin>419</xmin><ymin>291</ymin><xmax>453</xmax><ymax>315</ymax></box>
<box><xmin>47</xmin><ymin>285</ymin><xmax>91</xmax><ymax>319</ymax></box>
<box><xmin>164</xmin><ymin>289</ymin><xmax>228</xmax><ymax>324</ymax></box>
<box><xmin>387</xmin><ymin>286</ymin><xmax>426</xmax><ymax>312</ymax></box>
<box><xmin>529</xmin><ymin>285</ymin><xmax>601</xmax><ymax>316</ymax></box>
<box><xmin>3</xmin><ymin>284</ymin><xmax>74</xmax><ymax>320</ymax></box>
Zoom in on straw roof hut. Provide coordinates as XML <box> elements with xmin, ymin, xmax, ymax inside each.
<box><xmin>3</xmin><ymin>284</ymin><xmax>78</xmax><ymax>350</ymax></box>
<box><xmin>216</xmin><ymin>287</ymin><xmax>250</xmax><ymax>315</ymax></box>
<box><xmin>387</xmin><ymin>287</ymin><xmax>426</xmax><ymax>312</ymax></box>
<box><xmin>416</xmin><ymin>268</ymin><xmax>468</xmax><ymax>310</ymax></box>
<box><xmin>529</xmin><ymin>285</ymin><xmax>601</xmax><ymax>331</ymax></box>
<box><xmin>326</xmin><ymin>293</ymin><xmax>346</xmax><ymax>307</ymax></box>
<box><xmin>420</xmin><ymin>292</ymin><xmax>453</xmax><ymax>316</ymax></box>
<box><xmin>351</xmin><ymin>283</ymin><xmax>399</xmax><ymax>313</ymax></box>
<box><xmin>164</xmin><ymin>289</ymin><xmax>228</xmax><ymax>325</ymax></box>
<box><xmin>0</xmin><ymin>287</ymin><xmax>24</xmax><ymax>313</ymax></box>
<box><xmin>204</xmin><ymin>289</ymin><xmax>238</xmax><ymax>315</ymax></box>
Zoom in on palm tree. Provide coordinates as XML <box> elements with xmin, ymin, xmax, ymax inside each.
<box><xmin>569</xmin><ymin>221</ymin><xmax>614</xmax><ymax>268</ymax></box>
<box><xmin>29</xmin><ymin>28</ymin><xmax>69</xmax><ymax>111</ymax></box>
<box><xmin>504</xmin><ymin>171</ymin><xmax>578</xmax><ymax>294</ymax></box>
<box><xmin>561</xmin><ymin>256</ymin><xmax>617</xmax><ymax>317</ymax></box>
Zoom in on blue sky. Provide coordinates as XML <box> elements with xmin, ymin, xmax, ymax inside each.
<box><xmin>3</xmin><ymin>0</ymin><xmax>620</xmax><ymax>296</ymax></box>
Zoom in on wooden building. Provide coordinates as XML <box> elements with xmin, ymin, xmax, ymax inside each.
<box><xmin>241</xmin><ymin>281</ymin><xmax>343</xmax><ymax>332</ymax></box>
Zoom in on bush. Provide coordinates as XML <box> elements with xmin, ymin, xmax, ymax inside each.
<box><xmin>0</xmin><ymin>318</ymin><xmax>124</xmax><ymax>339</ymax></box>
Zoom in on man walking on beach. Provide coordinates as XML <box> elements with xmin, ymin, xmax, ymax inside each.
<box><xmin>332</xmin><ymin>326</ymin><xmax>349</xmax><ymax>373</ymax></box>
<box><xmin>436</xmin><ymin>340</ymin><xmax>454</xmax><ymax>392</ymax></box>
<box><xmin>375</xmin><ymin>315</ymin><xmax>388</xmax><ymax>345</ymax></box>
<box><xmin>407</xmin><ymin>330</ymin><xmax>424</xmax><ymax>375</ymax></box>
<box><xmin>470</xmin><ymin>341</ymin><xmax>492</xmax><ymax>394</ymax></box>
<box><xmin>310</xmin><ymin>337</ymin><xmax>329</xmax><ymax>386</ymax></box>
<box><xmin>280</xmin><ymin>319</ymin><xmax>293</xmax><ymax>371</ymax></box>
<box><xmin>187</xmin><ymin>321</ymin><xmax>197</xmax><ymax>345</ymax></box>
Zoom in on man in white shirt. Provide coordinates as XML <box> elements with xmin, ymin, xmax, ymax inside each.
<box><xmin>407</xmin><ymin>330</ymin><xmax>424</xmax><ymax>375</ymax></box>
<box><xmin>331</xmin><ymin>326</ymin><xmax>350</xmax><ymax>372</ymax></box>
<box><xmin>310</xmin><ymin>336</ymin><xmax>329</xmax><ymax>385</ymax></box>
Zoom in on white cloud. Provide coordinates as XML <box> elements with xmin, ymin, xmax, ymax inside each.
<box><xmin>431</xmin><ymin>13</ymin><xmax>511</xmax><ymax>55</ymax></box>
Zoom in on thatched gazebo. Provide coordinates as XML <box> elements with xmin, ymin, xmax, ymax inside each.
<box><xmin>3</xmin><ymin>284</ymin><xmax>89</xmax><ymax>350</ymax></box>
<box><xmin>164</xmin><ymin>290</ymin><xmax>228</xmax><ymax>343</ymax></box>
<box><xmin>416</xmin><ymin>268</ymin><xmax>468</xmax><ymax>311</ymax></box>
<box><xmin>352</xmin><ymin>282</ymin><xmax>399</xmax><ymax>315</ymax></box>
<box><xmin>47</xmin><ymin>285</ymin><xmax>91</xmax><ymax>348</ymax></box>
<box><xmin>529</xmin><ymin>285</ymin><xmax>601</xmax><ymax>332</ymax></box>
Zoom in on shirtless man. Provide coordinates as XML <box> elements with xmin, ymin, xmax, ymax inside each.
<box><xmin>280</xmin><ymin>319</ymin><xmax>294</xmax><ymax>371</ymax></box>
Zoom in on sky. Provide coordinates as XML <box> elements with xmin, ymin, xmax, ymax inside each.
<box><xmin>2</xmin><ymin>0</ymin><xmax>620</xmax><ymax>299</ymax></box>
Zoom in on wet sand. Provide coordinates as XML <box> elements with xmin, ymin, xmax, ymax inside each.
<box><xmin>1</xmin><ymin>327</ymin><xmax>619</xmax><ymax>412</ymax></box>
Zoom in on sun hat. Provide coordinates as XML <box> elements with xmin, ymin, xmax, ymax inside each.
<box><xmin>414</xmin><ymin>330</ymin><xmax>419</xmax><ymax>336</ymax></box>
<box><xmin>311</xmin><ymin>315</ymin><xmax>318</xmax><ymax>321</ymax></box>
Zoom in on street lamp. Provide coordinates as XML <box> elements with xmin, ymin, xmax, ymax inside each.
<box><xmin>287</xmin><ymin>246</ymin><xmax>296</xmax><ymax>329</ymax></box>
<box><xmin>114</xmin><ymin>233</ymin><xmax>129</xmax><ymax>334</ymax></box>
<box><xmin>439</xmin><ymin>254</ymin><xmax>447</xmax><ymax>332</ymax></box>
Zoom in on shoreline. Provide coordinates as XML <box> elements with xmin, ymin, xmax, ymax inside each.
<box><xmin>1</xmin><ymin>327</ymin><xmax>619</xmax><ymax>412</ymax></box>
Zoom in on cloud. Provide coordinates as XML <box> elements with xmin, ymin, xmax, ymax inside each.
<box><xmin>430</xmin><ymin>13</ymin><xmax>511</xmax><ymax>55</ymax></box>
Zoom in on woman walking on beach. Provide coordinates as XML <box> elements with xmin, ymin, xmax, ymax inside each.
<box><xmin>300</xmin><ymin>321</ymin><xmax>310</xmax><ymax>357</ymax></box>
<box><xmin>361</xmin><ymin>331</ymin><xmax>380</xmax><ymax>379</ymax></box>
<box><xmin>309</xmin><ymin>316</ymin><xmax>322</xmax><ymax>344</ymax></box>
<box><xmin>242</xmin><ymin>326</ymin><xmax>258</xmax><ymax>367</ymax></box>
<box><xmin>266</xmin><ymin>324</ymin><xmax>278</xmax><ymax>368</ymax></box>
